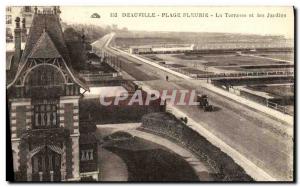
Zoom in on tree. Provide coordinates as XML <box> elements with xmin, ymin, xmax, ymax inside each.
<box><xmin>64</xmin><ymin>27</ymin><xmax>81</xmax><ymax>41</ymax></box>
<box><xmin>64</xmin><ymin>27</ymin><xmax>86</xmax><ymax>70</ymax></box>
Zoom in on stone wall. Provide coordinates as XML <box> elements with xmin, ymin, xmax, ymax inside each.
<box><xmin>80</xmin><ymin>93</ymin><xmax>165</xmax><ymax>124</ymax></box>
<box><xmin>140</xmin><ymin>112</ymin><xmax>253</xmax><ymax>181</ymax></box>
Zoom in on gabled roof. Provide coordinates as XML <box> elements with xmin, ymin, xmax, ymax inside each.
<box><xmin>8</xmin><ymin>13</ymin><xmax>89</xmax><ymax>91</ymax></box>
<box><xmin>6</xmin><ymin>52</ymin><xmax>16</xmax><ymax>85</ymax></box>
<box><xmin>6</xmin><ymin>51</ymin><xmax>14</xmax><ymax>71</ymax></box>
<box><xmin>29</xmin><ymin>31</ymin><xmax>61</xmax><ymax>59</ymax></box>
<box><xmin>19</xmin><ymin>13</ymin><xmax>69</xmax><ymax>68</ymax></box>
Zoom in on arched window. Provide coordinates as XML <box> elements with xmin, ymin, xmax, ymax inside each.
<box><xmin>24</xmin><ymin>6</ymin><xmax>31</xmax><ymax>12</ymax></box>
<box><xmin>31</xmin><ymin>148</ymin><xmax>61</xmax><ymax>181</ymax></box>
<box><xmin>25</xmin><ymin>64</ymin><xmax>65</xmax><ymax>87</ymax></box>
<box><xmin>34</xmin><ymin>104</ymin><xmax>57</xmax><ymax>128</ymax></box>
<box><xmin>24</xmin><ymin>64</ymin><xmax>66</xmax><ymax>97</ymax></box>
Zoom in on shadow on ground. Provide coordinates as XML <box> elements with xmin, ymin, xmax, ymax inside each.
<box><xmin>103</xmin><ymin>136</ymin><xmax>199</xmax><ymax>182</ymax></box>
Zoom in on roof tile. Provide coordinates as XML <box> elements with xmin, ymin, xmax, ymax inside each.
<box><xmin>29</xmin><ymin>31</ymin><xmax>61</xmax><ymax>58</ymax></box>
<box><xmin>8</xmin><ymin>13</ymin><xmax>89</xmax><ymax>91</ymax></box>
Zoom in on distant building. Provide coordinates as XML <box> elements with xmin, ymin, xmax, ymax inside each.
<box><xmin>6</xmin><ymin>6</ymin><xmax>61</xmax><ymax>42</ymax></box>
<box><xmin>129</xmin><ymin>44</ymin><xmax>195</xmax><ymax>54</ymax></box>
<box><xmin>129</xmin><ymin>45</ymin><xmax>152</xmax><ymax>54</ymax></box>
<box><xmin>152</xmin><ymin>44</ymin><xmax>195</xmax><ymax>53</ymax></box>
<box><xmin>112</xmin><ymin>24</ymin><xmax>118</xmax><ymax>31</ymax></box>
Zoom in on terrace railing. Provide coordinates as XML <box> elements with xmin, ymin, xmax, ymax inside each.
<box><xmin>149</xmin><ymin>56</ymin><xmax>294</xmax><ymax>80</ymax></box>
<box><xmin>79</xmin><ymin>72</ymin><xmax>122</xmax><ymax>82</ymax></box>
<box><xmin>221</xmin><ymin>85</ymin><xmax>294</xmax><ymax>116</ymax></box>
<box><xmin>162</xmin><ymin>64</ymin><xmax>294</xmax><ymax>80</ymax></box>
<box><xmin>266</xmin><ymin>100</ymin><xmax>293</xmax><ymax>116</ymax></box>
<box><xmin>197</xmin><ymin>70</ymin><xmax>294</xmax><ymax>79</ymax></box>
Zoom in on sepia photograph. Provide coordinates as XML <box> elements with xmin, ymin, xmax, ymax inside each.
<box><xmin>5</xmin><ymin>5</ymin><xmax>294</xmax><ymax>182</ymax></box>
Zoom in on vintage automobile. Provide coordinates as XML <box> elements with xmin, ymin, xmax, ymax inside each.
<box><xmin>197</xmin><ymin>94</ymin><xmax>213</xmax><ymax>112</ymax></box>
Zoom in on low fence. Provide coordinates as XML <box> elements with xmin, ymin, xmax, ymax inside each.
<box><xmin>79</xmin><ymin>72</ymin><xmax>123</xmax><ymax>85</ymax></box>
<box><xmin>266</xmin><ymin>100</ymin><xmax>293</xmax><ymax>115</ymax></box>
<box><xmin>161</xmin><ymin>63</ymin><xmax>293</xmax><ymax>80</ymax></box>
<box><xmin>142</xmin><ymin>56</ymin><xmax>294</xmax><ymax>80</ymax></box>
<box><xmin>158</xmin><ymin>62</ymin><xmax>200</xmax><ymax>78</ymax></box>
<box><xmin>217</xmin><ymin>84</ymin><xmax>294</xmax><ymax>116</ymax></box>
<box><xmin>207</xmin><ymin>71</ymin><xmax>294</xmax><ymax>80</ymax></box>
<box><xmin>80</xmin><ymin>72</ymin><xmax>121</xmax><ymax>79</ymax></box>
<box><xmin>105</xmin><ymin>59</ymin><xmax>122</xmax><ymax>72</ymax></box>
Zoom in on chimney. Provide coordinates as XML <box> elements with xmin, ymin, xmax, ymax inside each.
<box><xmin>53</xmin><ymin>6</ymin><xmax>57</xmax><ymax>15</ymax></box>
<box><xmin>56</xmin><ymin>6</ymin><xmax>61</xmax><ymax>15</ymax></box>
<box><xmin>81</xmin><ymin>28</ymin><xmax>86</xmax><ymax>50</ymax></box>
<box><xmin>21</xmin><ymin>18</ymin><xmax>27</xmax><ymax>42</ymax></box>
<box><xmin>14</xmin><ymin>17</ymin><xmax>21</xmax><ymax>63</ymax></box>
<box><xmin>81</xmin><ymin>28</ymin><xmax>87</xmax><ymax>62</ymax></box>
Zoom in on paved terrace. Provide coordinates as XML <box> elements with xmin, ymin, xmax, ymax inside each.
<box><xmin>92</xmin><ymin>34</ymin><xmax>294</xmax><ymax>181</ymax></box>
<box><xmin>107</xmin><ymin>43</ymin><xmax>293</xmax><ymax>125</ymax></box>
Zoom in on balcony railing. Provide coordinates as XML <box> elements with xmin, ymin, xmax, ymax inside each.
<box><xmin>9</xmin><ymin>84</ymin><xmax>81</xmax><ymax>98</ymax></box>
<box><xmin>21</xmin><ymin>127</ymin><xmax>70</xmax><ymax>145</ymax></box>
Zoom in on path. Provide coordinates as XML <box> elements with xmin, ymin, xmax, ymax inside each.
<box><xmin>97</xmin><ymin>123</ymin><xmax>211</xmax><ymax>181</ymax></box>
<box><xmin>98</xmin><ymin>146</ymin><xmax>128</xmax><ymax>181</ymax></box>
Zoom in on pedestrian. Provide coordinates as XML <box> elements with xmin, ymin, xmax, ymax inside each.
<box><xmin>166</xmin><ymin>75</ymin><xmax>169</xmax><ymax>81</ymax></box>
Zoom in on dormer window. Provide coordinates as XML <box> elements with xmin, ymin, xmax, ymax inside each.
<box><xmin>26</xmin><ymin>64</ymin><xmax>64</xmax><ymax>87</ymax></box>
<box><xmin>24</xmin><ymin>6</ymin><xmax>31</xmax><ymax>12</ymax></box>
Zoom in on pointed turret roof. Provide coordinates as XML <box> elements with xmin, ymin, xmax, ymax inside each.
<box><xmin>8</xmin><ymin>13</ymin><xmax>89</xmax><ymax>91</ymax></box>
<box><xmin>29</xmin><ymin>31</ymin><xmax>61</xmax><ymax>59</ymax></box>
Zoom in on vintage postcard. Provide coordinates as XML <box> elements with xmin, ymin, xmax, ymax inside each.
<box><xmin>6</xmin><ymin>6</ymin><xmax>294</xmax><ymax>182</ymax></box>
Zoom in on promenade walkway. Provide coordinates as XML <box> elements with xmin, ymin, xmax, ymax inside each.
<box><xmin>94</xmin><ymin>34</ymin><xmax>293</xmax><ymax>181</ymax></box>
<box><xmin>200</xmin><ymin>82</ymin><xmax>293</xmax><ymax>125</ymax></box>
<box><xmin>140</xmin><ymin>82</ymin><xmax>292</xmax><ymax>181</ymax></box>
<box><xmin>97</xmin><ymin>123</ymin><xmax>211</xmax><ymax>181</ymax></box>
<box><xmin>98</xmin><ymin>147</ymin><xmax>128</xmax><ymax>181</ymax></box>
<box><xmin>110</xmin><ymin>45</ymin><xmax>293</xmax><ymax>125</ymax></box>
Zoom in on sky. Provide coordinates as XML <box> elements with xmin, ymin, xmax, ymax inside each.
<box><xmin>60</xmin><ymin>6</ymin><xmax>294</xmax><ymax>38</ymax></box>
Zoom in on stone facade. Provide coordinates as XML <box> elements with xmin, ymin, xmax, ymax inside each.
<box><xmin>9</xmin><ymin>96</ymin><xmax>81</xmax><ymax>181</ymax></box>
<box><xmin>7</xmin><ymin>8</ymin><xmax>91</xmax><ymax>182</ymax></box>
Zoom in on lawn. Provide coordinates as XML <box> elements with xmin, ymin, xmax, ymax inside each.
<box><xmin>155</xmin><ymin>53</ymin><xmax>289</xmax><ymax>68</ymax></box>
<box><xmin>247</xmin><ymin>85</ymin><xmax>294</xmax><ymax>98</ymax></box>
<box><xmin>257</xmin><ymin>53</ymin><xmax>294</xmax><ymax>62</ymax></box>
<box><xmin>168</xmin><ymin>64</ymin><xmax>186</xmax><ymax>68</ymax></box>
<box><xmin>180</xmin><ymin>67</ymin><xmax>212</xmax><ymax>74</ymax></box>
<box><xmin>104</xmin><ymin>137</ymin><xmax>199</xmax><ymax>181</ymax></box>
<box><xmin>201</xmin><ymin>55</ymin><xmax>289</xmax><ymax>67</ymax></box>
<box><xmin>143</xmin><ymin>54</ymin><xmax>164</xmax><ymax>62</ymax></box>
<box><xmin>172</xmin><ymin>54</ymin><xmax>204</xmax><ymax>60</ymax></box>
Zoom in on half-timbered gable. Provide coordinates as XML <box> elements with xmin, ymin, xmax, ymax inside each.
<box><xmin>7</xmin><ymin>8</ymin><xmax>92</xmax><ymax>181</ymax></box>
